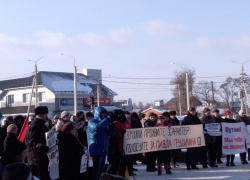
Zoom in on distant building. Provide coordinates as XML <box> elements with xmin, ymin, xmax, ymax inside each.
<box><xmin>0</xmin><ymin>70</ymin><xmax>117</xmax><ymax>118</ymax></box>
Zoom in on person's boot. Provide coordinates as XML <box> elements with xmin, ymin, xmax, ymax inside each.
<box><xmin>217</xmin><ymin>159</ymin><xmax>223</xmax><ymax>164</ymax></box>
<box><xmin>226</xmin><ymin>161</ymin><xmax>229</xmax><ymax>166</ymax></box>
<box><xmin>165</xmin><ymin>164</ymin><xmax>172</xmax><ymax>174</ymax></box>
<box><xmin>230</xmin><ymin>162</ymin><xmax>235</xmax><ymax>166</ymax></box>
<box><xmin>157</xmin><ymin>164</ymin><xmax>162</xmax><ymax>176</ymax></box>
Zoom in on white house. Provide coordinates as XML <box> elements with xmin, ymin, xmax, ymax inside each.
<box><xmin>0</xmin><ymin>69</ymin><xmax>117</xmax><ymax>118</ymax></box>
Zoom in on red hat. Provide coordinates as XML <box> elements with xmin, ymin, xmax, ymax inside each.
<box><xmin>225</xmin><ymin>110</ymin><xmax>231</xmax><ymax>116</ymax></box>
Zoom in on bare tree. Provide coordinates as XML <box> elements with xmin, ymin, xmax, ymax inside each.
<box><xmin>216</xmin><ymin>77</ymin><xmax>240</xmax><ymax>109</ymax></box>
<box><xmin>194</xmin><ymin>81</ymin><xmax>212</xmax><ymax>102</ymax></box>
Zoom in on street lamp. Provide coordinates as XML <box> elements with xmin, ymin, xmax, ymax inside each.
<box><xmin>28</xmin><ymin>56</ymin><xmax>43</xmax><ymax>108</ymax></box>
<box><xmin>231</xmin><ymin>60</ymin><xmax>250</xmax><ymax>113</ymax></box>
<box><xmin>60</xmin><ymin>53</ymin><xmax>77</xmax><ymax>114</ymax></box>
<box><xmin>170</xmin><ymin>62</ymin><xmax>190</xmax><ymax>111</ymax></box>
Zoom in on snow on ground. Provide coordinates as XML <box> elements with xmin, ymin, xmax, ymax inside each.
<box><xmin>130</xmin><ymin>154</ymin><xmax>250</xmax><ymax>180</ymax></box>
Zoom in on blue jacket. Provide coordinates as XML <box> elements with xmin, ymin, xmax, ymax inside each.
<box><xmin>88</xmin><ymin>107</ymin><xmax>109</xmax><ymax>156</ymax></box>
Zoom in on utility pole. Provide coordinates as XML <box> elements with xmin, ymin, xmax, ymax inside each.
<box><xmin>240</xmin><ymin>65</ymin><xmax>244</xmax><ymax>112</ymax></box>
<box><xmin>97</xmin><ymin>83</ymin><xmax>100</xmax><ymax>107</ymax></box>
<box><xmin>178</xmin><ymin>84</ymin><xmax>182</xmax><ymax>115</ymax></box>
<box><xmin>186</xmin><ymin>72</ymin><xmax>190</xmax><ymax>111</ymax></box>
<box><xmin>211</xmin><ymin>81</ymin><xmax>215</xmax><ymax>103</ymax></box>
<box><xmin>28</xmin><ymin>56</ymin><xmax>43</xmax><ymax>108</ymax></box>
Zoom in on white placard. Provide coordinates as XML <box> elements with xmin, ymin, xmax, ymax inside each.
<box><xmin>123</xmin><ymin>124</ymin><xmax>205</xmax><ymax>155</ymax></box>
<box><xmin>222</xmin><ymin>122</ymin><xmax>246</xmax><ymax>155</ymax></box>
<box><xmin>205</xmin><ymin>123</ymin><xmax>222</xmax><ymax>136</ymax></box>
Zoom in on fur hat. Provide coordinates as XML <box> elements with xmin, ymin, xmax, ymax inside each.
<box><xmin>161</xmin><ymin>112</ymin><xmax>170</xmax><ymax>118</ymax></box>
<box><xmin>53</xmin><ymin>115</ymin><xmax>59</xmax><ymax>119</ymax></box>
<box><xmin>7</xmin><ymin>124</ymin><xmax>18</xmax><ymax>133</ymax></box>
<box><xmin>148</xmin><ymin>112</ymin><xmax>156</xmax><ymax>117</ymax></box>
<box><xmin>35</xmin><ymin>106</ymin><xmax>48</xmax><ymax>115</ymax></box>
<box><xmin>86</xmin><ymin>112</ymin><xmax>93</xmax><ymax>118</ymax></box>
<box><xmin>189</xmin><ymin>107</ymin><xmax>196</xmax><ymax>111</ymax></box>
<box><xmin>213</xmin><ymin>109</ymin><xmax>219</xmax><ymax>113</ymax></box>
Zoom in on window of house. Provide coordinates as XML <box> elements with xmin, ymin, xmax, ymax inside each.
<box><xmin>23</xmin><ymin>93</ymin><xmax>30</xmax><ymax>103</ymax></box>
<box><xmin>38</xmin><ymin>92</ymin><xmax>46</xmax><ymax>102</ymax></box>
<box><xmin>7</xmin><ymin>95</ymin><xmax>14</xmax><ymax>106</ymax></box>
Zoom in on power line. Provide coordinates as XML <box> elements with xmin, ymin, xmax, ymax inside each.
<box><xmin>0</xmin><ymin>72</ymin><xmax>34</xmax><ymax>81</ymax></box>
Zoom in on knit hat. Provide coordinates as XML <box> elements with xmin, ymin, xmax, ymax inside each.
<box><xmin>7</xmin><ymin>124</ymin><xmax>18</xmax><ymax>133</ymax></box>
<box><xmin>225</xmin><ymin>110</ymin><xmax>231</xmax><ymax>116</ymax></box>
<box><xmin>62</xmin><ymin>122</ymin><xmax>74</xmax><ymax>132</ymax></box>
<box><xmin>239</xmin><ymin>110</ymin><xmax>246</xmax><ymax>115</ymax></box>
<box><xmin>2</xmin><ymin>162</ymin><xmax>31</xmax><ymax>180</ymax></box>
<box><xmin>35</xmin><ymin>106</ymin><xmax>48</xmax><ymax>115</ymax></box>
<box><xmin>6</xmin><ymin>116</ymin><xmax>14</xmax><ymax>122</ymax></box>
<box><xmin>213</xmin><ymin>109</ymin><xmax>219</xmax><ymax>113</ymax></box>
<box><xmin>86</xmin><ymin>112</ymin><xmax>93</xmax><ymax>118</ymax></box>
<box><xmin>61</xmin><ymin>111</ymin><xmax>70</xmax><ymax>118</ymax></box>
<box><xmin>203</xmin><ymin>108</ymin><xmax>211</xmax><ymax>114</ymax></box>
<box><xmin>169</xmin><ymin>111</ymin><xmax>177</xmax><ymax>116</ymax></box>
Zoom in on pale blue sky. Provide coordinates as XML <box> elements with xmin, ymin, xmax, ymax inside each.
<box><xmin>0</xmin><ymin>1</ymin><xmax>250</xmax><ymax>104</ymax></box>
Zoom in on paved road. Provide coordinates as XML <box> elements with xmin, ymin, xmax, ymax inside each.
<box><xmin>131</xmin><ymin>155</ymin><xmax>250</xmax><ymax>180</ymax></box>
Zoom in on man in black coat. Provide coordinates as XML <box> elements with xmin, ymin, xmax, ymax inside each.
<box><xmin>144</xmin><ymin>112</ymin><xmax>158</xmax><ymax>172</ymax></box>
<box><xmin>26</xmin><ymin>106</ymin><xmax>50</xmax><ymax>180</ymax></box>
<box><xmin>212</xmin><ymin>109</ymin><xmax>223</xmax><ymax>164</ymax></box>
<box><xmin>0</xmin><ymin>116</ymin><xmax>13</xmax><ymax>156</ymax></box>
<box><xmin>74</xmin><ymin>111</ymin><xmax>86</xmax><ymax>146</ymax></box>
<box><xmin>181</xmin><ymin>107</ymin><xmax>201</xmax><ymax>170</ymax></box>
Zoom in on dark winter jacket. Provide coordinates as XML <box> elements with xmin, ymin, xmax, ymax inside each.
<box><xmin>0</xmin><ymin>125</ymin><xmax>8</xmax><ymax>155</ymax></box>
<box><xmin>181</xmin><ymin>113</ymin><xmax>201</xmax><ymax>125</ymax></box>
<box><xmin>171</xmin><ymin>118</ymin><xmax>180</xmax><ymax>126</ymax></box>
<box><xmin>131</xmin><ymin>119</ymin><xmax>142</xmax><ymax>129</ymax></box>
<box><xmin>75</xmin><ymin>118</ymin><xmax>88</xmax><ymax>147</ymax></box>
<box><xmin>213</xmin><ymin>116</ymin><xmax>223</xmax><ymax>124</ymax></box>
<box><xmin>223</xmin><ymin>118</ymin><xmax>236</xmax><ymax>123</ymax></box>
<box><xmin>58</xmin><ymin>132</ymin><xmax>83</xmax><ymax>180</ymax></box>
<box><xmin>200</xmin><ymin>115</ymin><xmax>216</xmax><ymax>143</ymax></box>
<box><xmin>88</xmin><ymin>107</ymin><xmax>110</xmax><ymax>156</ymax></box>
<box><xmin>144</xmin><ymin>119</ymin><xmax>157</xmax><ymax>127</ymax></box>
<box><xmin>1</xmin><ymin>133</ymin><xmax>26</xmax><ymax>165</ymax></box>
<box><xmin>26</xmin><ymin>118</ymin><xmax>49</xmax><ymax>163</ymax></box>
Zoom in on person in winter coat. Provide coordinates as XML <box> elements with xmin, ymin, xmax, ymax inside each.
<box><xmin>75</xmin><ymin>111</ymin><xmax>86</xmax><ymax>146</ymax></box>
<box><xmin>52</xmin><ymin>115</ymin><xmax>59</xmax><ymax>127</ymax></box>
<box><xmin>223</xmin><ymin>110</ymin><xmax>237</xmax><ymax>166</ymax></box>
<box><xmin>25</xmin><ymin>106</ymin><xmax>50</xmax><ymax>180</ymax></box>
<box><xmin>0</xmin><ymin>116</ymin><xmax>13</xmax><ymax>156</ymax></box>
<box><xmin>144</xmin><ymin>112</ymin><xmax>158</xmax><ymax>172</ymax></box>
<box><xmin>212</xmin><ymin>109</ymin><xmax>224</xmax><ymax>164</ymax></box>
<box><xmin>55</xmin><ymin>111</ymin><xmax>71</xmax><ymax>132</ymax></box>
<box><xmin>200</xmin><ymin>108</ymin><xmax>217</xmax><ymax>168</ymax></box>
<box><xmin>169</xmin><ymin>110</ymin><xmax>180</xmax><ymax>168</ymax></box>
<box><xmin>88</xmin><ymin>107</ymin><xmax>111</xmax><ymax>180</ymax></box>
<box><xmin>13</xmin><ymin>115</ymin><xmax>24</xmax><ymax>136</ymax></box>
<box><xmin>181</xmin><ymin>107</ymin><xmax>201</xmax><ymax>170</ymax></box>
<box><xmin>113</xmin><ymin>110</ymin><xmax>133</xmax><ymax>177</ymax></box>
<box><xmin>0</xmin><ymin>124</ymin><xmax>27</xmax><ymax>179</ymax></box>
<box><xmin>156</xmin><ymin>112</ymin><xmax>172</xmax><ymax>176</ymax></box>
<box><xmin>58</xmin><ymin>122</ymin><xmax>83</xmax><ymax>180</ymax></box>
<box><xmin>236</xmin><ymin>110</ymin><xmax>249</xmax><ymax>164</ymax></box>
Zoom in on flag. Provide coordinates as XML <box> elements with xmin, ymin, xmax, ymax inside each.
<box><xmin>18</xmin><ymin>115</ymin><xmax>29</xmax><ymax>142</ymax></box>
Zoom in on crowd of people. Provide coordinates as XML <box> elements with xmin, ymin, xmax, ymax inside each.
<box><xmin>0</xmin><ymin>105</ymin><xmax>249</xmax><ymax>180</ymax></box>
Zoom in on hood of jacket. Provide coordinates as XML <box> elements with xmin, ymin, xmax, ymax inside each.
<box><xmin>94</xmin><ymin>106</ymin><xmax>107</xmax><ymax>120</ymax></box>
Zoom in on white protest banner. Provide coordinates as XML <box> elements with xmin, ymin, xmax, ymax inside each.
<box><xmin>123</xmin><ymin>124</ymin><xmax>205</xmax><ymax>155</ymax></box>
<box><xmin>205</xmin><ymin>123</ymin><xmax>222</xmax><ymax>136</ymax></box>
<box><xmin>222</xmin><ymin>122</ymin><xmax>246</xmax><ymax>155</ymax></box>
<box><xmin>45</xmin><ymin>128</ymin><xmax>59</xmax><ymax>179</ymax></box>
<box><xmin>80</xmin><ymin>153</ymin><xmax>88</xmax><ymax>173</ymax></box>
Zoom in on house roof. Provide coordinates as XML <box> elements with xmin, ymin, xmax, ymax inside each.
<box><xmin>0</xmin><ymin>71</ymin><xmax>117</xmax><ymax>96</ymax></box>
<box><xmin>141</xmin><ymin>107</ymin><xmax>172</xmax><ymax>114</ymax></box>
<box><xmin>166</xmin><ymin>98</ymin><xmax>177</xmax><ymax>105</ymax></box>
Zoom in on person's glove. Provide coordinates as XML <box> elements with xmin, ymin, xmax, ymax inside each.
<box><xmin>120</xmin><ymin>129</ymin><xmax>126</xmax><ymax>134</ymax></box>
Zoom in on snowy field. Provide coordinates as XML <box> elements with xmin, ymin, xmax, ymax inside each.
<box><xmin>130</xmin><ymin>154</ymin><xmax>250</xmax><ymax>180</ymax></box>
